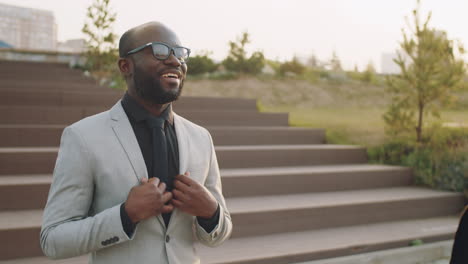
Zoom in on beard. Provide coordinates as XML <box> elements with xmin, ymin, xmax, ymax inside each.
<box><xmin>132</xmin><ymin>64</ymin><xmax>184</xmax><ymax>104</ymax></box>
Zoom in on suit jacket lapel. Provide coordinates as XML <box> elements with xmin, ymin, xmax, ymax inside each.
<box><xmin>109</xmin><ymin>101</ymin><xmax>148</xmax><ymax>182</ymax></box>
<box><xmin>167</xmin><ymin>113</ymin><xmax>189</xmax><ymax>233</ymax></box>
<box><xmin>110</xmin><ymin>101</ymin><xmax>168</xmax><ymax>230</ymax></box>
<box><xmin>174</xmin><ymin>113</ymin><xmax>188</xmax><ymax>176</ymax></box>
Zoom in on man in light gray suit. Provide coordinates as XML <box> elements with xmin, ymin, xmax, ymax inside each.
<box><xmin>40</xmin><ymin>21</ymin><xmax>232</xmax><ymax>264</ymax></box>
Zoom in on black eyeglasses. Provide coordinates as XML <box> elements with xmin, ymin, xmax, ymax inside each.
<box><xmin>126</xmin><ymin>42</ymin><xmax>191</xmax><ymax>62</ymax></box>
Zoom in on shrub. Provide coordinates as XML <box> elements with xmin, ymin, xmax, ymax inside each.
<box><xmin>222</xmin><ymin>31</ymin><xmax>265</xmax><ymax>75</ymax></box>
<box><xmin>186</xmin><ymin>53</ymin><xmax>218</xmax><ymax>76</ymax></box>
<box><xmin>278</xmin><ymin>57</ymin><xmax>306</xmax><ymax>76</ymax></box>
<box><xmin>369</xmin><ymin>127</ymin><xmax>468</xmax><ymax>192</ymax></box>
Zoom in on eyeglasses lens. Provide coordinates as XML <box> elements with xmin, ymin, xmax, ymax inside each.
<box><xmin>152</xmin><ymin>44</ymin><xmax>170</xmax><ymax>60</ymax></box>
<box><xmin>173</xmin><ymin>48</ymin><xmax>189</xmax><ymax>60</ymax></box>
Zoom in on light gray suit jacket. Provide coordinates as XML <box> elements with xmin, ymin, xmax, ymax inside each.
<box><xmin>40</xmin><ymin>101</ymin><xmax>232</xmax><ymax>264</ymax></box>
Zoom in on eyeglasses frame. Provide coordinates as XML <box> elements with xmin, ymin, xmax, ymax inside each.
<box><xmin>125</xmin><ymin>42</ymin><xmax>191</xmax><ymax>62</ymax></box>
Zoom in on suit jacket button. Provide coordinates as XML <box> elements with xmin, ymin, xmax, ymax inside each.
<box><xmin>165</xmin><ymin>235</ymin><xmax>170</xmax><ymax>243</ymax></box>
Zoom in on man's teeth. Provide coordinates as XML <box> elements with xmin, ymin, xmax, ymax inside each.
<box><xmin>162</xmin><ymin>73</ymin><xmax>179</xmax><ymax>79</ymax></box>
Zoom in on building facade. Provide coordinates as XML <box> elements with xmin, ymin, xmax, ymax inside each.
<box><xmin>0</xmin><ymin>3</ymin><xmax>57</xmax><ymax>51</ymax></box>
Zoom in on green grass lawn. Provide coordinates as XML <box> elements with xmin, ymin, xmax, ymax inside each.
<box><xmin>260</xmin><ymin>105</ymin><xmax>468</xmax><ymax>147</ymax></box>
<box><xmin>185</xmin><ymin>77</ymin><xmax>468</xmax><ymax>148</ymax></box>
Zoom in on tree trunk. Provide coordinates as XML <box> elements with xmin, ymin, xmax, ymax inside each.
<box><xmin>416</xmin><ymin>103</ymin><xmax>424</xmax><ymax>142</ymax></box>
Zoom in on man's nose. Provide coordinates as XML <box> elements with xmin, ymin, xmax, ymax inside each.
<box><xmin>164</xmin><ymin>51</ymin><xmax>182</xmax><ymax>67</ymax></box>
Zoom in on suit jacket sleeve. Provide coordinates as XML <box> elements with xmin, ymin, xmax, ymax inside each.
<box><xmin>40</xmin><ymin>126</ymin><xmax>136</xmax><ymax>259</ymax></box>
<box><xmin>193</xmin><ymin>130</ymin><xmax>233</xmax><ymax>247</ymax></box>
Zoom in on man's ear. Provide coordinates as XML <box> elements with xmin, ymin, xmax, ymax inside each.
<box><xmin>118</xmin><ymin>58</ymin><xmax>132</xmax><ymax>77</ymax></box>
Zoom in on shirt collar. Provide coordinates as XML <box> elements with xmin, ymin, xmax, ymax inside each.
<box><xmin>121</xmin><ymin>92</ymin><xmax>174</xmax><ymax>125</ymax></box>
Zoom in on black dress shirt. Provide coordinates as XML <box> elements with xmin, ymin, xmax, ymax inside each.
<box><xmin>119</xmin><ymin>93</ymin><xmax>219</xmax><ymax>236</ymax></box>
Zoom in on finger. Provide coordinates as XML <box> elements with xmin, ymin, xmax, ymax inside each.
<box><xmin>161</xmin><ymin>191</ymin><xmax>173</xmax><ymax>203</ymax></box>
<box><xmin>148</xmin><ymin>177</ymin><xmax>160</xmax><ymax>187</ymax></box>
<box><xmin>175</xmin><ymin>174</ymin><xmax>193</xmax><ymax>186</ymax></box>
<box><xmin>161</xmin><ymin>204</ymin><xmax>174</xmax><ymax>214</ymax></box>
<box><xmin>172</xmin><ymin>189</ymin><xmax>187</xmax><ymax>201</ymax></box>
<box><xmin>140</xmin><ymin>177</ymin><xmax>148</xmax><ymax>184</ymax></box>
<box><xmin>174</xmin><ymin>179</ymin><xmax>191</xmax><ymax>193</ymax></box>
<box><xmin>171</xmin><ymin>199</ymin><xmax>184</xmax><ymax>208</ymax></box>
<box><xmin>157</xmin><ymin>182</ymin><xmax>166</xmax><ymax>192</ymax></box>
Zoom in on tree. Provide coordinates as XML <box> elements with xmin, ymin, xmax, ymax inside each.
<box><xmin>329</xmin><ymin>51</ymin><xmax>342</xmax><ymax>71</ymax></box>
<box><xmin>361</xmin><ymin>61</ymin><xmax>376</xmax><ymax>83</ymax></box>
<box><xmin>278</xmin><ymin>56</ymin><xmax>306</xmax><ymax>76</ymax></box>
<box><xmin>307</xmin><ymin>54</ymin><xmax>320</xmax><ymax>68</ymax></box>
<box><xmin>384</xmin><ymin>1</ymin><xmax>465</xmax><ymax>142</ymax></box>
<box><xmin>186</xmin><ymin>51</ymin><xmax>218</xmax><ymax>75</ymax></box>
<box><xmin>222</xmin><ymin>31</ymin><xmax>265</xmax><ymax>75</ymax></box>
<box><xmin>353</xmin><ymin>64</ymin><xmax>359</xmax><ymax>73</ymax></box>
<box><xmin>82</xmin><ymin>0</ymin><xmax>118</xmax><ymax>84</ymax></box>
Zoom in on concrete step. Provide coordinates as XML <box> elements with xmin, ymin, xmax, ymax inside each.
<box><xmin>0</xmin><ymin>88</ymin><xmax>259</xmax><ymax>111</ymax></box>
<box><xmin>0</xmin><ymin>60</ymin><xmax>70</xmax><ymax>70</ymax></box>
<box><xmin>0</xmin><ymin>255</ymin><xmax>88</xmax><ymax>264</ymax></box>
<box><xmin>0</xmin><ymin>148</ymin><xmax>57</xmax><ymax>175</ymax></box>
<box><xmin>0</xmin><ymin>125</ymin><xmax>64</xmax><ymax>147</ymax></box>
<box><xmin>1</xmin><ymin>217</ymin><xmax>457</xmax><ymax>263</ymax></box>
<box><xmin>0</xmin><ymin>165</ymin><xmax>412</xmax><ymax>210</ymax></box>
<box><xmin>0</xmin><ymin>106</ymin><xmax>284</xmax><ymax>126</ymax></box>
<box><xmin>0</xmin><ymin>125</ymin><xmax>324</xmax><ymax>147</ymax></box>
<box><xmin>209</xmin><ymin>126</ymin><xmax>325</xmax><ymax>146</ymax></box>
<box><xmin>0</xmin><ymin>209</ymin><xmax>44</xmax><ymax>260</ymax></box>
<box><xmin>0</xmin><ymin>81</ymin><xmax>110</xmax><ymax>91</ymax></box>
<box><xmin>227</xmin><ymin>187</ymin><xmax>463</xmax><ymax>238</ymax></box>
<box><xmin>0</xmin><ymin>145</ymin><xmax>366</xmax><ymax>175</ymax></box>
<box><xmin>0</xmin><ymin>188</ymin><xmax>461</xmax><ymax>260</ymax></box>
<box><xmin>0</xmin><ymin>89</ymin><xmax>122</xmax><ymax>107</ymax></box>
<box><xmin>216</xmin><ymin>145</ymin><xmax>367</xmax><ymax>169</ymax></box>
<box><xmin>197</xmin><ymin>217</ymin><xmax>459</xmax><ymax>264</ymax></box>
<box><xmin>0</xmin><ymin>74</ymin><xmax>95</xmax><ymax>83</ymax></box>
<box><xmin>0</xmin><ymin>175</ymin><xmax>51</xmax><ymax>210</ymax></box>
<box><xmin>0</xmin><ymin>61</ymin><xmax>83</xmax><ymax>73</ymax></box>
<box><xmin>296</xmin><ymin>240</ymin><xmax>452</xmax><ymax>264</ymax></box>
<box><xmin>222</xmin><ymin>164</ymin><xmax>412</xmax><ymax>197</ymax></box>
<box><xmin>0</xmin><ymin>240</ymin><xmax>454</xmax><ymax>264</ymax></box>
<box><xmin>0</xmin><ymin>73</ymin><xmax>86</xmax><ymax>81</ymax></box>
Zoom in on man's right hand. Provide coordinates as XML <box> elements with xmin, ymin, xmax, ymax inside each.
<box><xmin>124</xmin><ymin>177</ymin><xmax>173</xmax><ymax>224</ymax></box>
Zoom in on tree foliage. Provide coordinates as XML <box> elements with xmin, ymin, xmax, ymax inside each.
<box><xmin>82</xmin><ymin>0</ymin><xmax>119</xmax><ymax>84</ymax></box>
<box><xmin>222</xmin><ymin>32</ymin><xmax>265</xmax><ymax>75</ymax></box>
<box><xmin>186</xmin><ymin>51</ymin><xmax>218</xmax><ymax>75</ymax></box>
<box><xmin>384</xmin><ymin>1</ymin><xmax>466</xmax><ymax>142</ymax></box>
<box><xmin>278</xmin><ymin>56</ymin><xmax>306</xmax><ymax>76</ymax></box>
<box><xmin>329</xmin><ymin>51</ymin><xmax>342</xmax><ymax>71</ymax></box>
<box><xmin>361</xmin><ymin>61</ymin><xmax>377</xmax><ymax>84</ymax></box>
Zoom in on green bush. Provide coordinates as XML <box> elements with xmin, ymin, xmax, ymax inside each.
<box><xmin>222</xmin><ymin>32</ymin><xmax>265</xmax><ymax>75</ymax></box>
<box><xmin>278</xmin><ymin>57</ymin><xmax>305</xmax><ymax>76</ymax></box>
<box><xmin>186</xmin><ymin>54</ymin><xmax>218</xmax><ymax>76</ymax></box>
<box><xmin>369</xmin><ymin>127</ymin><xmax>468</xmax><ymax>192</ymax></box>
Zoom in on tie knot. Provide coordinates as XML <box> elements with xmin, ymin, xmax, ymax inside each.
<box><xmin>146</xmin><ymin>116</ymin><xmax>165</xmax><ymax>129</ymax></box>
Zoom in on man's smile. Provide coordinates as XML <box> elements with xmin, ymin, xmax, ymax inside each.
<box><xmin>160</xmin><ymin>70</ymin><xmax>182</xmax><ymax>88</ymax></box>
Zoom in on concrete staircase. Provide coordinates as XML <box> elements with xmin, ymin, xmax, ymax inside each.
<box><xmin>0</xmin><ymin>60</ymin><xmax>463</xmax><ymax>263</ymax></box>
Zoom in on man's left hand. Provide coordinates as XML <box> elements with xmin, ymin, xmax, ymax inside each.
<box><xmin>172</xmin><ymin>173</ymin><xmax>218</xmax><ymax>219</ymax></box>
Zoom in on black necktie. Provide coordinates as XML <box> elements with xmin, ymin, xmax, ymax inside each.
<box><xmin>146</xmin><ymin>116</ymin><xmax>169</xmax><ymax>187</ymax></box>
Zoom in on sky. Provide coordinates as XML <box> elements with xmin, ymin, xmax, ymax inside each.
<box><xmin>2</xmin><ymin>0</ymin><xmax>468</xmax><ymax>72</ymax></box>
